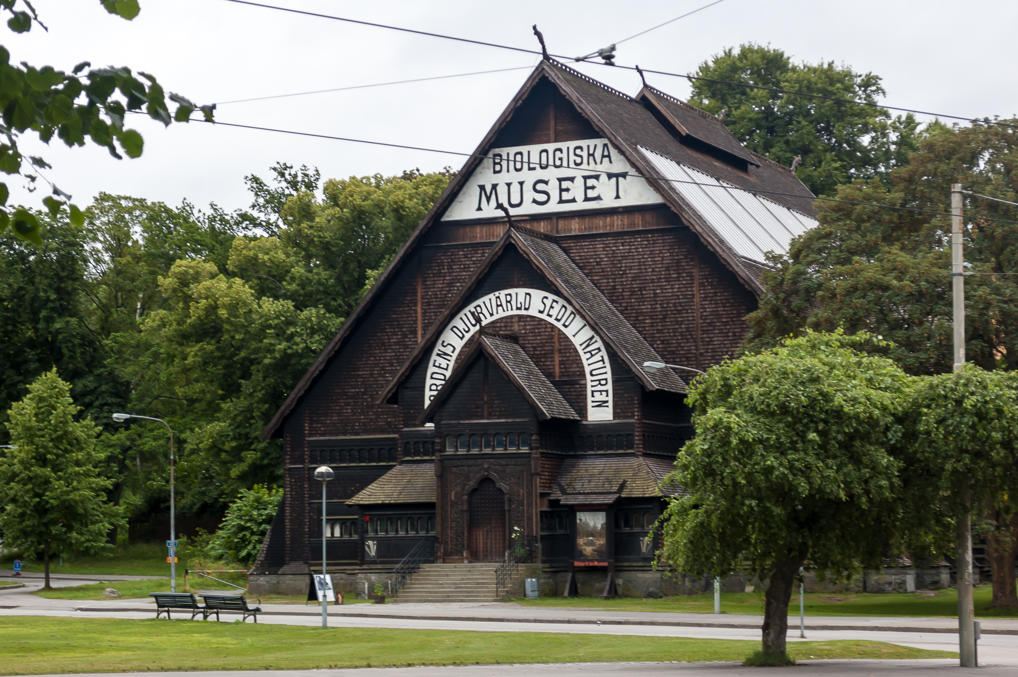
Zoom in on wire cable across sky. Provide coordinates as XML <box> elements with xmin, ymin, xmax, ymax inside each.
<box><xmin>199</xmin><ymin>116</ymin><xmax>1018</xmax><ymax>228</ymax></box>
<box><xmin>221</xmin><ymin>0</ymin><xmax>1016</xmax><ymax>128</ymax></box>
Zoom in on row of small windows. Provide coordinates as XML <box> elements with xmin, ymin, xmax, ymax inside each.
<box><xmin>366</xmin><ymin>514</ymin><xmax>435</xmax><ymax>536</ymax></box>
<box><xmin>310</xmin><ymin>447</ymin><xmax>397</xmax><ymax>465</ymax></box>
<box><xmin>540</xmin><ymin>510</ymin><xmax>655</xmax><ymax>533</ymax></box>
<box><xmin>444</xmin><ymin>432</ymin><xmax>531</xmax><ymax>452</ymax></box>
<box><xmin>325</xmin><ymin>519</ymin><xmax>358</xmax><ymax>538</ymax></box>
<box><xmin>325</xmin><ymin>515</ymin><xmax>435</xmax><ymax>538</ymax></box>
<box><xmin>577</xmin><ymin>433</ymin><xmax>634</xmax><ymax>452</ymax></box>
<box><xmin>615</xmin><ymin>510</ymin><xmax>655</xmax><ymax>531</ymax></box>
<box><xmin>403</xmin><ymin>440</ymin><xmax>434</xmax><ymax>458</ymax></box>
<box><xmin>541</xmin><ymin>511</ymin><xmax>570</xmax><ymax>534</ymax></box>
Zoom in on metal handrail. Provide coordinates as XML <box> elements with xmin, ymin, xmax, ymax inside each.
<box><xmin>495</xmin><ymin>534</ymin><xmax>537</xmax><ymax>598</ymax></box>
<box><xmin>391</xmin><ymin>536</ymin><xmax>436</xmax><ymax>598</ymax></box>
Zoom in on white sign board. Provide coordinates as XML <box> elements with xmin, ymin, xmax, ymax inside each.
<box><xmin>425</xmin><ymin>287</ymin><xmax>613</xmax><ymax>421</ymax></box>
<box><xmin>442</xmin><ymin>138</ymin><xmax>662</xmax><ymax>221</ymax></box>
<box><xmin>312</xmin><ymin>574</ymin><xmax>334</xmax><ymax>602</ymax></box>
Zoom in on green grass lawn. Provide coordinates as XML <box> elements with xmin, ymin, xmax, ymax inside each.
<box><xmin>0</xmin><ymin>616</ymin><xmax>953</xmax><ymax>674</ymax></box>
<box><xmin>514</xmin><ymin>585</ymin><xmax>1018</xmax><ymax>618</ymax></box>
<box><xmin>0</xmin><ymin>579</ymin><xmax>21</xmax><ymax>587</ymax></box>
<box><xmin>0</xmin><ymin>541</ymin><xmax>187</xmax><ymax>577</ymax></box>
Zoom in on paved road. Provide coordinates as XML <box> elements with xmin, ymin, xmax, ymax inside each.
<box><xmin>15</xmin><ymin>664</ymin><xmax>1018</xmax><ymax>677</ymax></box>
<box><xmin>3</xmin><ymin>572</ymin><xmax>1017</xmax><ymax>675</ymax></box>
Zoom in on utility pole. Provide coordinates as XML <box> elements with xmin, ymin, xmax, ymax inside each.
<box><xmin>951</xmin><ymin>182</ymin><xmax>975</xmax><ymax>668</ymax></box>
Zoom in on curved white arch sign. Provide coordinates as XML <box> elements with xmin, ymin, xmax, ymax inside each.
<box><xmin>425</xmin><ymin>287</ymin><xmax>613</xmax><ymax>420</ymax></box>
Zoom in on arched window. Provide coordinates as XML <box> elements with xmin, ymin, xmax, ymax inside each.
<box><xmin>470</xmin><ymin>434</ymin><xmax>480</xmax><ymax>451</ymax></box>
<box><xmin>494</xmin><ymin>433</ymin><xmax>505</xmax><ymax>450</ymax></box>
<box><xmin>520</xmin><ymin>433</ymin><xmax>531</xmax><ymax>449</ymax></box>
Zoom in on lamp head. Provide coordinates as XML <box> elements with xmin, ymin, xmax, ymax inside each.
<box><xmin>313</xmin><ymin>465</ymin><xmax>335</xmax><ymax>482</ymax></box>
<box><xmin>642</xmin><ymin>361</ymin><xmax>666</xmax><ymax>372</ymax></box>
<box><xmin>112</xmin><ymin>412</ymin><xmax>132</xmax><ymax>423</ymax></box>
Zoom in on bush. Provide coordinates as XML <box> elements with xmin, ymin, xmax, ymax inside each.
<box><xmin>207</xmin><ymin>485</ymin><xmax>282</xmax><ymax>565</ymax></box>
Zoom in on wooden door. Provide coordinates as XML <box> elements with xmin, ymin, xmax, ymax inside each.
<box><xmin>467</xmin><ymin>478</ymin><xmax>506</xmax><ymax>562</ymax></box>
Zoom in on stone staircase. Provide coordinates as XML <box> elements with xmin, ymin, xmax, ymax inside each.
<box><xmin>395</xmin><ymin>563</ymin><xmax>500</xmax><ymax>603</ymax></box>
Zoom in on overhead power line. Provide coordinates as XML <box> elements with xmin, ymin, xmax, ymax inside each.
<box><xmin>614</xmin><ymin>0</ymin><xmax>725</xmax><ymax>46</ymax></box>
<box><xmin>195</xmin><ymin>116</ymin><xmax>1018</xmax><ymax>227</ymax></box>
<box><xmin>221</xmin><ymin>0</ymin><xmax>1017</xmax><ymax>129</ymax></box>
<box><xmin>962</xmin><ymin>190</ymin><xmax>1018</xmax><ymax>208</ymax></box>
<box><xmin>223</xmin><ymin>0</ymin><xmax>542</xmax><ymax>56</ymax></box>
<box><xmin>214</xmin><ymin>65</ymin><xmax>534</xmax><ymax>106</ymax></box>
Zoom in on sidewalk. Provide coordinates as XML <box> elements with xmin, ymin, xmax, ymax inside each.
<box><xmin>3</xmin><ymin>574</ymin><xmax>1017</xmax><ymax>636</ymax></box>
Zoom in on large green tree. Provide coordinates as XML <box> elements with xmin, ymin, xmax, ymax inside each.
<box><xmin>745</xmin><ymin>119</ymin><xmax>1018</xmax><ymax>605</ymax></box>
<box><xmin>0</xmin><ymin>215</ymin><xmax>111</xmax><ymax>438</ymax></box>
<box><xmin>909</xmin><ymin>367</ymin><xmax>1018</xmax><ymax>613</ymax></box>
<box><xmin>0</xmin><ymin>1</ymin><xmax>213</xmax><ymax>243</ymax></box>
<box><xmin>116</xmin><ymin>259</ymin><xmax>341</xmax><ymax>510</ymax></box>
<box><xmin>276</xmin><ymin>169</ymin><xmax>452</xmax><ymax>317</ymax></box>
<box><xmin>0</xmin><ymin>369</ymin><xmax>123</xmax><ymax>588</ymax></box>
<box><xmin>656</xmin><ymin>331</ymin><xmax>916</xmax><ymax>663</ymax></box>
<box><xmin>689</xmin><ymin>44</ymin><xmax>921</xmax><ymax>196</ymax></box>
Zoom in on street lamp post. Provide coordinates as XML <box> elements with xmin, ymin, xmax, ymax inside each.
<box><xmin>112</xmin><ymin>413</ymin><xmax>176</xmax><ymax>592</ymax></box>
<box><xmin>314</xmin><ymin>465</ymin><xmax>335</xmax><ymax>629</ymax></box>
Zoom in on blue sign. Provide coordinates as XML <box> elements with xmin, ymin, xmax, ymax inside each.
<box><xmin>166</xmin><ymin>540</ymin><xmax>178</xmax><ymax>548</ymax></box>
<box><xmin>13</xmin><ymin>559</ymin><xmax>22</xmax><ymax>574</ymax></box>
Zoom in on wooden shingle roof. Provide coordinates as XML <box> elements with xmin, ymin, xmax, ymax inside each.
<box><xmin>347</xmin><ymin>462</ymin><xmax>436</xmax><ymax>505</ymax></box>
<box><xmin>550</xmin><ymin>455</ymin><xmax>681</xmax><ymax>500</ymax></box>
<box><xmin>479</xmin><ymin>335</ymin><xmax>580</xmax><ymax>421</ymax></box>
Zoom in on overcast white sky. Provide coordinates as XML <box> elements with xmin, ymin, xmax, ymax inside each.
<box><xmin>8</xmin><ymin>0</ymin><xmax>1018</xmax><ymax>214</ymax></box>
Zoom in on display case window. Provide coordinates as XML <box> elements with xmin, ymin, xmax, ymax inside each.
<box><xmin>575</xmin><ymin>511</ymin><xmax>607</xmax><ymax>561</ymax></box>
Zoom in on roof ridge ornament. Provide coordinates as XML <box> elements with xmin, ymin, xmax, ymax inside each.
<box><xmin>497</xmin><ymin>202</ymin><xmax>515</xmax><ymax>228</ymax></box>
<box><xmin>635</xmin><ymin>65</ymin><xmax>648</xmax><ymax>88</ymax></box>
<box><xmin>532</xmin><ymin>24</ymin><xmax>549</xmax><ymax>60</ymax></box>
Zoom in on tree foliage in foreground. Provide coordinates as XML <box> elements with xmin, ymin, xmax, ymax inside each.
<box><xmin>689</xmin><ymin>44</ymin><xmax>921</xmax><ymax>196</ymax></box>
<box><xmin>0</xmin><ymin>1</ymin><xmax>213</xmax><ymax>243</ymax></box>
<box><xmin>656</xmin><ymin>331</ymin><xmax>916</xmax><ymax>661</ymax></box>
<box><xmin>0</xmin><ymin>369</ymin><xmax>123</xmax><ymax>588</ymax></box>
<box><xmin>909</xmin><ymin>367</ymin><xmax>1018</xmax><ymax>610</ymax></box>
<box><xmin>745</xmin><ymin>119</ymin><xmax>1018</xmax><ymax>606</ymax></box>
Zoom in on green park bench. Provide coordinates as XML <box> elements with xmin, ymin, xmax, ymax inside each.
<box><xmin>202</xmin><ymin>594</ymin><xmax>262</xmax><ymax>623</ymax></box>
<box><xmin>149</xmin><ymin>592</ymin><xmax>205</xmax><ymax>620</ymax></box>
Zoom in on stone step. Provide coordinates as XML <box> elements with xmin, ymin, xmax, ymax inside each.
<box><xmin>395</xmin><ymin>563</ymin><xmax>502</xmax><ymax>603</ymax></box>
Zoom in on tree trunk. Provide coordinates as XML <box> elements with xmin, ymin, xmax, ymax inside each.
<box><xmin>761</xmin><ymin>557</ymin><xmax>799</xmax><ymax>660</ymax></box>
<box><xmin>42</xmin><ymin>546</ymin><xmax>51</xmax><ymax>590</ymax></box>
<box><xmin>987</xmin><ymin>509</ymin><xmax>1018</xmax><ymax>610</ymax></box>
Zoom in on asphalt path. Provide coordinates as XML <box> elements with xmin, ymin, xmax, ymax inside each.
<box><xmin>3</xmin><ymin>572</ymin><xmax>1018</xmax><ymax>676</ymax></box>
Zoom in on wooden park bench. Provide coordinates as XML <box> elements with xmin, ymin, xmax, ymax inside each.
<box><xmin>149</xmin><ymin>592</ymin><xmax>205</xmax><ymax>620</ymax></box>
<box><xmin>202</xmin><ymin>594</ymin><xmax>262</xmax><ymax>623</ymax></box>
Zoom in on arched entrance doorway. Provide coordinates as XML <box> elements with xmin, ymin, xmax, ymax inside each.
<box><xmin>467</xmin><ymin>478</ymin><xmax>506</xmax><ymax>562</ymax></box>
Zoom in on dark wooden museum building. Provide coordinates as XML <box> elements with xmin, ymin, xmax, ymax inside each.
<box><xmin>251</xmin><ymin>58</ymin><xmax>817</xmax><ymax>597</ymax></box>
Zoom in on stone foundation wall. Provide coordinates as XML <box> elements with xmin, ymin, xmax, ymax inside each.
<box><xmin>250</xmin><ymin>562</ymin><xmax>955</xmax><ymax>599</ymax></box>
<box><xmin>249</xmin><ymin>565</ymin><xmax>405</xmax><ymax>600</ymax></box>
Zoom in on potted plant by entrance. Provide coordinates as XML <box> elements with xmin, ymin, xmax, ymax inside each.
<box><xmin>372</xmin><ymin>581</ymin><xmax>387</xmax><ymax>603</ymax></box>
